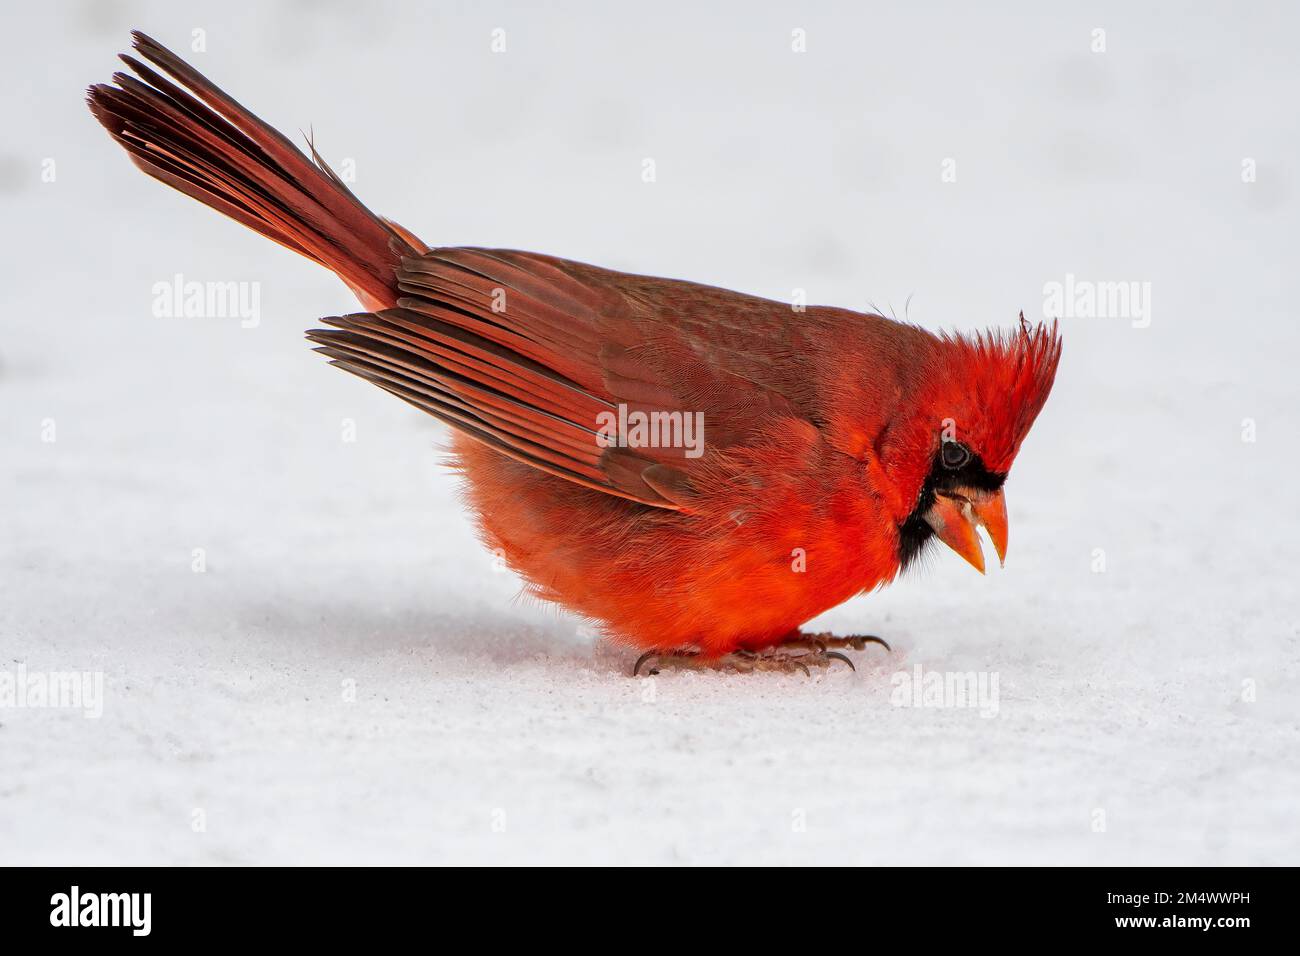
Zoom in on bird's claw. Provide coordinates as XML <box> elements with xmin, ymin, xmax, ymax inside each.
<box><xmin>823</xmin><ymin>650</ymin><xmax>856</xmax><ymax>671</ymax></box>
<box><xmin>633</xmin><ymin>650</ymin><xmax>661</xmax><ymax>676</ymax></box>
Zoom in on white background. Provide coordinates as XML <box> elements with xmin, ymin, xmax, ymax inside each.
<box><xmin>1</xmin><ymin>1</ymin><xmax>1297</xmax><ymax>864</ymax></box>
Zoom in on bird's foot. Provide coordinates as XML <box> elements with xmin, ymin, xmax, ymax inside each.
<box><xmin>632</xmin><ymin>634</ymin><xmax>888</xmax><ymax>677</ymax></box>
<box><xmin>785</xmin><ymin>631</ymin><xmax>892</xmax><ymax>654</ymax></box>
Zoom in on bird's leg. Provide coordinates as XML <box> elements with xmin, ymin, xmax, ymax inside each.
<box><xmin>633</xmin><ymin>648</ymin><xmax>705</xmax><ymax>676</ymax></box>
<box><xmin>632</xmin><ymin>634</ymin><xmax>887</xmax><ymax>677</ymax></box>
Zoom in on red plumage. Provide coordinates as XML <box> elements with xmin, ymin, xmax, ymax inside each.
<box><xmin>88</xmin><ymin>33</ymin><xmax>1062</xmax><ymax>658</ymax></box>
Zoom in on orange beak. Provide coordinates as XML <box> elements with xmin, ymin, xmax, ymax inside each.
<box><xmin>923</xmin><ymin>488</ymin><xmax>1009</xmax><ymax>574</ymax></box>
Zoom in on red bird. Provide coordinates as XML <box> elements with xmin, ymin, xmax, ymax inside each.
<box><xmin>89</xmin><ymin>33</ymin><xmax>1061</xmax><ymax>673</ymax></box>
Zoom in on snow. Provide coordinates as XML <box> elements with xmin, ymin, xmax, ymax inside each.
<box><xmin>1</xmin><ymin>2</ymin><xmax>1297</xmax><ymax>865</ymax></box>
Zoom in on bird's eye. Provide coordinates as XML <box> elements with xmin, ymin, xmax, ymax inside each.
<box><xmin>941</xmin><ymin>441</ymin><xmax>971</xmax><ymax>470</ymax></box>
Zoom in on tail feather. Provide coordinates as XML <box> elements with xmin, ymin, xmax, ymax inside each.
<box><xmin>87</xmin><ymin>31</ymin><xmax>417</xmax><ymax>308</ymax></box>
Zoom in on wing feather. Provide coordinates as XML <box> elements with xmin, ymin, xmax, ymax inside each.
<box><xmin>310</xmin><ymin>247</ymin><xmax>820</xmax><ymax>509</ymax></box>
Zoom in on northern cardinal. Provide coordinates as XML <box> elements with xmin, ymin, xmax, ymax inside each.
<box><xmin>89</xmin><ymin>33</ymin><xmax>1061</xmax><ymax>670</ymax></box>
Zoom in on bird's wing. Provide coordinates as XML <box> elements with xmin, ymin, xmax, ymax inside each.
<box><xmin>308</xmin><ymin>247</ymin><xmax>816</xmax><ymax>509</ymax></box>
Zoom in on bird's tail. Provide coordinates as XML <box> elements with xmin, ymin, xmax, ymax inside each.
<box><xmin>87</xmin><ymin>31</ymin><xmax>422</xmax><ymax>309</ymax></box>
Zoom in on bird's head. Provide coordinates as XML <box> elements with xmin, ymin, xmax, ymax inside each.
<box><xmin>885</xmin><ymin>316</ymin><xmax>1062</xmax><ymax>573</ymax></box>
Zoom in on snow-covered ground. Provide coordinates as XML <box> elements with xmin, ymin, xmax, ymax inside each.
<box><xmin>2</xmin><ymin>1</ymin><xmax>1297</xmax><ymax>865</ymax></box>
